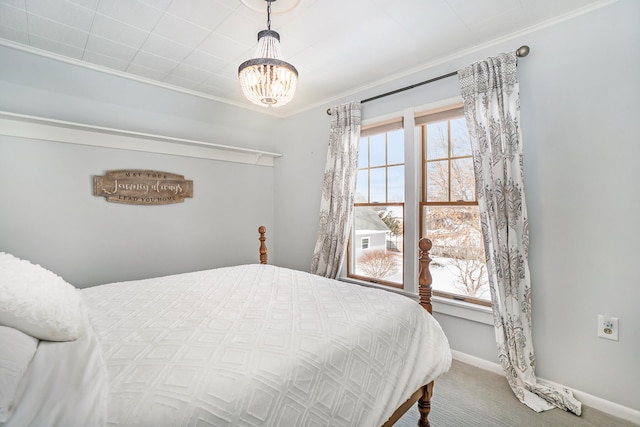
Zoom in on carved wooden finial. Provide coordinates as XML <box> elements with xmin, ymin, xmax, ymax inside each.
<box><xmin>418</xmin><ymin>237</ymin><xmax>433</xmax><ymax>314</ymax></box>
<box><xmin>258</xmin><ymin>226</ymin><xmax>267</xmax><ymax>264</ymax></box>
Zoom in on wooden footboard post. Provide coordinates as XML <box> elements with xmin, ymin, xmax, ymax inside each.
<box><xmin>378</xmin><ymin>238</ymin><xmax>437</xmax><ymax>427</ymax></box>
<box><xmin>258</xmin><ymin>226</ymin><xmax>267</xmax><ymax>264</ymax></box>
<box><xmin>417</xmin><ymin>382</ymin><xmax>434</xmax><ymax>427</ymax></box>
<box><xmin>418</xmin><ymin>237</ymin><xmax>434</xmax><ymax>427</ymax></box>
<box><xmin>418</xmin><ymin>237</ymin><xmax>433</xmax><ymax>314</ymax></box>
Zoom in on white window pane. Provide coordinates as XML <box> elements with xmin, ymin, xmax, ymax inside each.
<box><xmin>369</xmin><ymin>133</ymin><xmax>385</xmax><ymax>167</ymax></box>
<box><xmin>352</xmin><ymin>205</ymin><xmax>403</xmax><ymax>286</ymax></box>
<box><xmin>451</xmin><ymin>158</ymin><xmax>475</xmax><ymax>201</ymax></box>
<box><xmin>387</xmin><ymin>129</ymin><xmax>404</xmax><ymax>165</ymax></box>
<box><xmin>451</xmin><ymin>117</ymin><xmax>471</xmax><ymax>157</ymax></box>
<box><xmin>370</xmin><ymin>168</ymin><xmax>386</xmax><ymax>203</ymax></box>
<box><xmin>387</xmin><ymin>165</ymin><xmax>404</xmax><ymax>202</ymax></box>
<box><xmin>426</xmin><ymin>121</ymin><xmax>448</xmax><ymax>160</ymax></box>
<box><xmin>355</xmin><ymin>169</ymin><xmax>368</xmax><ymax>203</ymax></box>
<box><xmin>423</xmin><ymin>205</ymin><xmax>489</xmax><ymax>301</ymax></box>
<box><xmin>426</xmin><ymin>160</ymin><xmax>448</xmax><ymax>202</ymax></box>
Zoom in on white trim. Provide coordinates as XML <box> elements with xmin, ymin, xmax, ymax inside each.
<box><xmin>451</xmin><ymin>349</ymin><xmax>504</xmax><ymax>375</ymax></box>
<box><xmin>432</xmin><ymin>297</ymin><xmax>493</xmax><ymax>325</ymax></box>
<box><xmin>0</xmin><ymin>111</ymin><xmax>282</xmax><ymax>166</ymax></box>
<box><xmin>451</xmin><ymin>350</ymin><xmax>640</xmax><ymax>425</ymax></box>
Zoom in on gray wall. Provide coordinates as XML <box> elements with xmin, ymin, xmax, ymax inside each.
<box><xmin>0</xmin><ymin>45</ymin><xmax>278</xmax><ymax>287</ymax></box>
<box><xmin>273</xmin><ymin>0</ymin><xmax>639</xmax><ymax>412</ymax></box>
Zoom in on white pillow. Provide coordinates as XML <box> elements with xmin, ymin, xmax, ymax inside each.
<box><xmin>0</xmin><ymin>325</ymin><xmax>38</xmax><ymax>423</ymax></box>
<box><xmin>0</xmin><ymin>253</ymin><xmax>83</xmax><ymax>342</ymax></box>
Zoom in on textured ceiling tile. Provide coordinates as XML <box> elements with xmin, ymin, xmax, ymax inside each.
<box><xmin>66</xmin><ymin>0</ymin><xmax>99</xmax><ymax>10</ymax></box>
<box><xmin>91</xmin><ymin>14</ymin><xmax>150</xmax><ymax>50</ymax></box>
<box><xmin>166</xmin><ymin>0</ymin><xmax>235</xmax><ymax>31</ymax></box>
<box><xmin>137</xmin><ymin>0</ymin><xmax>173</xmax><ymax>10</ymax></box>
<box><xmin>0</xmin><ymin>3</ymin><xmax>28</xmax><ymax>32</ymax></box>
<box><xmin>97</xmin><ymin>0</ymin><xmax>164</xmax><ymax>31</ymax></box>
<box><xmin>29</xmin><ymin>34</ymin><xmax>84</xmax><ymax>58</ymax></box>
<box><xmin>26</xmin><ymin>0</ymin><xmax>96</xmax><ymax>32</ymax></box>
<box><xmin>140</xmin><ymin>33</ymin><xmax>193</xmax><ymax>62</ymax></box>
<box><xmin>27</xmin><ymin>14</ymin><xmax>89</xmax><ymax>49</ymax></box>
<box><xmin>198</xmin><ymin>32</ymin><xmax>250</xmax><ymax>61</ymax></box>
<box><xmin>181</xmin><ymin>48</ymin><xmax>230</xmax><ymax>74</ymax></box>
<box><xmin>82</xmin><ymin>50</ymin><xmax>130</xmax><ymax>70</ymax></box>
<box><xmin>151</xmin><ymin>13</ymin><xmax>210</xmax><ymax>49</ymax></box>
<box><xmin>1</xmin><ymin>0</ymin><xmax>26</xmax><ymax>8</ymax></box>
<box><xmin>128</xmin><ymin>50</ymin><xmax>179</xmax><ymax>74</ymax></box>
<box><xmin>85</xmin><ymin>34</ymin><xmax>138</xmax><ymax>62</ymax></box>
<box><xmin>0</xmin><ymin>25</ymin><xmax>28</xmax><ymax>43</ymax></box>
<box><xmin>213</xmin><ymin>10</ymin><xmax>263</xmax><ymax>47</ymax></box>
<box><xmin>165</xmin><ymin>63</ymin><xmax>213</xmax><ymax>84</ymax></box>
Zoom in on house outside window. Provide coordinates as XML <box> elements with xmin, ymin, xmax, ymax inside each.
<box><xmin>348</xmin><ymin>119</ymin><xmax>404</xmax><ymax>288</ymax></box>
<box><xmin>418</xmin><ymin>106</ymin><xmax>490</xmax><ymax>306</ymax></box>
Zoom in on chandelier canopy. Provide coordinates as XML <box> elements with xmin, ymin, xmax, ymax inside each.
<box><xmin>238</xmin><ymin>0</ymin><xmax>298</xmax><ymax>107</ymax></box>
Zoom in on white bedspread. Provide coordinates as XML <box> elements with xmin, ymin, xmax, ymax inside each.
<box><xmin>81</xmin><ymin>264</ymin><xmax>451</xmax><ymax>427</ymax></box>
<box><xmin>5</xmin><ymin>304</ymin><xmax>109</xmax><ymax>427</ymax></box>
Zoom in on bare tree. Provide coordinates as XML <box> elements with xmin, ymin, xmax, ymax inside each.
<box><xmin>357</xmin><ymin>249</ymin><xmax>398</xmax><ymax>279</ymax></box>
<box><xmin>377</xmin><ymin>209</ymin><xmax>403</xmax><ymax>250</ymax></box>
<box><xmin>423</xmin><ymin>119</ymin><xmax>487</xmax><ymax>298</ymax></box>
<box><xmin>448</xmin><ymin>231</ymin><xmax>487</xmax><ymax>297</ymax></box>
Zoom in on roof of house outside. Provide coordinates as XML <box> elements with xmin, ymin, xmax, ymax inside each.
<box><xmin>355</xmin><ymin>207</ymin><xmax>390</xmax><ymax>232</ymax></box>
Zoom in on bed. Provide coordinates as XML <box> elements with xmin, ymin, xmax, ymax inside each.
<box><xmin>0</xmin><ymin>227</ymin><xmax>450</xmax><ymax>427</ymax></box>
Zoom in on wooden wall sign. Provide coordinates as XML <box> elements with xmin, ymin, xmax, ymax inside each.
<box><xmin>94</xmin><ymin>170</ymin><xmax>193</xmax><ymax>205</ymax></box>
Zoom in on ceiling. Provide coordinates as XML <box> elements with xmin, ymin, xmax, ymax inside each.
<box><xmin>0</xmin><ymin>0</ymin><xmax>608</xmax><ymax>116</ymax></box>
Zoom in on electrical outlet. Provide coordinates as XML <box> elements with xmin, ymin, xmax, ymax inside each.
<box><xmin>597</xmin><ymin>315</ymin><xmax>619</xmax><ymax>341</ymax></box>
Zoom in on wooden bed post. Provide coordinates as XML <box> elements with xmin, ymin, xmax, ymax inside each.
<box><xmin>418</xmin><ymin>237</ymin><xmax>434</xmax><ymax>427</ymax></box>
<box><xmin>258</xmin><ymin>226</ymin><xmax>267</xmax><ymax>264</ymax></box>
<box><xmin>418</xmin><ymin>237</ymin><xmax>433</xmax><ymax>314</ymax></box>
<box><xmin>382</xmin><ymin>237</ymin><xmax>437</xmax><ymax>427</ymax></box>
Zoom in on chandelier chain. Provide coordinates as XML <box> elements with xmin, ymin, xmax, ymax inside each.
<box><xmin>266</xmin><ymin>1</ymin><xmax>272</xmax><ymax>30</ymax></box>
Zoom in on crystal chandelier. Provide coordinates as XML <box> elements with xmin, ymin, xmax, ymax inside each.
<box><xmin>238</xmin><ymin>0</ymin><xmax>298</xmax><ymax>107</ymax></box>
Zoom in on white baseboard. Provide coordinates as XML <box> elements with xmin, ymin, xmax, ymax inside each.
<box><xmin>450</xmin><ymin>350</ymin><xmax>640</xmax><ymax>425</ymax></box>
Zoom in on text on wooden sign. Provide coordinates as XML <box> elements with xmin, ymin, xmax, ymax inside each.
<box><xmin>94</xmin><ymin>170</ymin><xmax>193</xmax><ymax>205</ymax></box>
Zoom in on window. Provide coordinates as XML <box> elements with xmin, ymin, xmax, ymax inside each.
<box><xmin>418</xmin><ymin>107</ymin><xmax>490</xmax><ymax>306</ymax></box>
<box><xmin>348</xmin><ymin>119</ymin><xmax>404</xmax><ymax>288</ymax></box>
<box><xmin>345</xmin><ymin>102</ymin><xmax>489</xmax><ymax>307</ymax></box>
<box><xmin>361</xmin><ymin>237</ymin><xmax>370</xmax><ymax>250</ymax></box>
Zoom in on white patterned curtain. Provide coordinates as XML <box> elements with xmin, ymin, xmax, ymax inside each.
<box><xmin>310</xmin><ymin>101</ymin><xmax>361</xmax><ymax>278</ymax></box>
<box><xmin>459</xmin><ymin>52</ymin><xmax>581</xmax><ymax>415</ymax></box>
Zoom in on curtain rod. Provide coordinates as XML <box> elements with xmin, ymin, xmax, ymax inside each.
<box><xmin>326</xmin><ymin>45</ymin><xmax>530</xmax><ymax>115</ymax></box>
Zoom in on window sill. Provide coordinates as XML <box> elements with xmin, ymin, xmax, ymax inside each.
<box><xmin>340</xmin><ymin>277</ymin><xmax>494</xmax><ymax>326</ymax></box>
<box><xmin>340</xmin><ymin>277</ymin><xmax>420</xmax><ymax>300</ymax></box>
<box><xmin>432</xmin><ymin>296</ymin><xmax>493</xmax><ymax>325</ymax></box>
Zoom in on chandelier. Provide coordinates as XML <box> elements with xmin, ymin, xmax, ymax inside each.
<box><xmin>238</xmin><ymin>0</ymin><xmax>298</xmax><ymax>107</ymax></box>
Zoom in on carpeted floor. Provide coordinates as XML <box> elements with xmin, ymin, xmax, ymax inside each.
<box><xmin>395</xmin><ymin>360</ymin><xmax>638</xmax><ymax>427</ymax></box>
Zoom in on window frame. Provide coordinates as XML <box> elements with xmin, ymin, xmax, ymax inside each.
<box><xmin>347</xmin><ymin>119</ymin><xmax>406</xmax><ymax>289</ymax></box>
<box><xmin>418</xmin><ymin>106</ymin><xmax>491</xmax><ymax>307</ymax></box>
<box><xmin>340</xmin><ymin>98</ymin><xmax>491</xmax><ymax>310</ymax></box>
